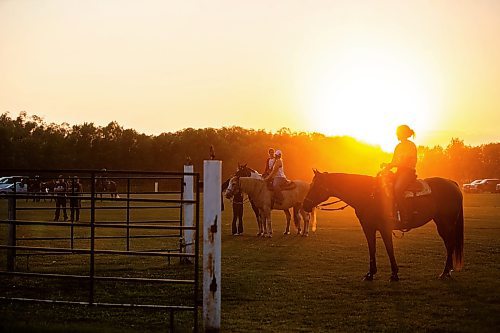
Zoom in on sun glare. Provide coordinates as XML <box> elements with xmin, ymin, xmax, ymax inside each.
<box><xmin>307</xmin><ymin>47</ymin><xmax>439</xmax><ymax>151</ymax></box>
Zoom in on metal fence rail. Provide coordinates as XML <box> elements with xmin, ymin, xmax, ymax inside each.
<box><xmin>0</xmin><ymin>168</ymin><xmax>201</xmax><ymax>332</ymax></box>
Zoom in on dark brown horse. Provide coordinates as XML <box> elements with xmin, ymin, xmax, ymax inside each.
<box><xmin>95</xmin><ymin>177</ymin><xmax>118</xmax><ymax>200</ymax></box>
<box><xmin>302</xmin><ymin>170</ymin><xmax>464</xmax><ymax>281</ymax></box>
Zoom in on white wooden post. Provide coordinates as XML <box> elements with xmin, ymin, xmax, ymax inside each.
<box><xmin>183</xmin><ymin>165</ymin><xmax>194</xmax><ymax>260</ymax></box>
<box><xmin>154</xmin><ymin>182</ymin><xmax>159</xmax><ymax>193</ymax></box>
<box><xmin>203</xmin><ymin>160</ymin><xmax>221</xmax><ymax>333</ymax></box>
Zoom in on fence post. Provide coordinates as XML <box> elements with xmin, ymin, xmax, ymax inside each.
<box><xmin>7</xmin><ymin>196</ymin><xmax>17</xmax><ymax>271</ymax></box>
<box><xmin>183</xmin><ymin>165</ymin><xmax>194</xmax><ymax>263</ymax></box>
<box><xmin>203</xmin><ymin>160</ymin><xmax>221</xmax><ymax>333</ymax></box>
<box><xmin>89</xmin><ymin>172</ymin><xmax>96</xmax><ymax>305</ymax></box>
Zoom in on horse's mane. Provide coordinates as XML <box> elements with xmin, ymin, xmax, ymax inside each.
<box><xmin>246</xmin><ymin>166</ymin><xmax>258</xmax><ymax>173</ymax></box>
<box><xmin>242</xmin><ymin>165</ymin><xmax>260</xmax><ymax>175</ymax></box>
<box><xmin>317</xmin><ymin>172</ymin><xmax>377</xmax><ymax>209</ymax></box>
<box><xmin>237</xmin><ymin>165</ymin><xmax>262</xmax><ymax>178</ymax></box>
<box><xmin>325</xmin><ymin>173</ymin><xmax>375</xmax><ymax>184</ymax></box>
<box><xmin>239</xmin><ymin>177</ymin><xmax>265</xmax><ymax>197</ymax></box>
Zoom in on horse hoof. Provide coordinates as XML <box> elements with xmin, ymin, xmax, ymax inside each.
<box><xmin>439</xmin><ymin>272</ymin><xmax>452</xmax><ymax>280</ymax></box>
<box><xmin>301</xmin><ymin>233</ymin><xmax>309</xmax><ymax>237</ymax></box>
<box><xmin>390</xmin><ymin>274</ymin><xmax>400</xmax><ymax>282</ymax></box>
<box><xmin>363</xmin><ymin>273</ymin><xmax>374</xmax><ymax>281</ymax></box>
<box><xmin>283</xmin><ymin>231</ymin><xmax>290</xmax><ymax>235</ymax></box>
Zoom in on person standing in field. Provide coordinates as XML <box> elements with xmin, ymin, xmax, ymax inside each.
<box><xmin>69</xmin><ymin>176</ymin><xmax>83</xmax><ymax>222</ymax></box>
<box><xmin>53</xmin><ymin>175</ymin><xmax>68</xmax><ymax>221</ymax></box>
<box><xmin>231</xmin><ymin>189</ymin><xmax>244</xmax><ymax>235</ymax></box>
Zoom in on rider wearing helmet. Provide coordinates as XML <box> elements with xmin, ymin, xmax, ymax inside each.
<box><xmin>384</xmin><ymin>125</ymin><xmax>417</xmax><ymax>225</ymax></box>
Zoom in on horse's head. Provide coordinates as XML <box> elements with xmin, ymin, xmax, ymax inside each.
<box><xmin>235</xmin><ymin>164</ymin><xmax>251</xmax><ymax>178</ymax></box>
<box><xmin>303</xmin><ymin>169</ymin><xmax>332</xmax><ymax>212</ymax></box>
<box><xmin>236</xmin><ymin>164</ymin><xmax>262</xmax><ymax>179</ymax></box>
<box><xmin>225</xmin><ymin>176</ymin><xmax>240</xmax><ymax>199</ymax></box>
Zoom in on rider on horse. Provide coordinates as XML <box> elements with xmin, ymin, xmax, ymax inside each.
<box><xmin>384</xmin><ymin>125</ymin><xmax>417</xmax><ymax>226</ymax></box>
<box><xmin>262</xmin><ymin>148</ymin><xmax>275</xmax><ymax>178</ymax></box>
<box><xmin>263</xmin><ymin>149</ymin><xmax>287</xmax><ymax>204</ymax></box>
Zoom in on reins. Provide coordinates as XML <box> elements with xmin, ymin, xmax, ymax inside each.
<box><xmin>318</xmin><ymin>199</ymin><xmax>343</xmax><ymax>206</ymax></box>
<box><xmin>392</xmin><ymin>229</ymin><xmax>411</xmax><ymax>238</ymax></box>
<box><xmin>318</xmin><ymin>198</ymin><xmax>350</xmax><ymax>210</ymax></box>
<box><xmin>318</xmin><ymin>203</ymin><xmax>350</xmax><ymax>211</ymax></box>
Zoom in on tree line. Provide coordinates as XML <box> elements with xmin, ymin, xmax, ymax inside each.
<box><xmin>1</xmin><ymin>112</ymin><xmax>498</xmax><ymax>184</ymax></box>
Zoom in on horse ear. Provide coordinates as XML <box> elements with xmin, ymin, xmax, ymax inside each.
<box><xmin>313</xmin><ymin>168</ymin><xmax>318</xmax><ymax>175</ymax></box>
<box><xmin>243</xmin><ymin>163</ymin><xmax>247</xmax><ymax>168</ymax></box>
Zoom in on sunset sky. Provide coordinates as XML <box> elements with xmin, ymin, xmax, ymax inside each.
<box><xmin>1</xmin><ymin>0</ymin><xmax>499</xmax><ymax>151</ymax></box>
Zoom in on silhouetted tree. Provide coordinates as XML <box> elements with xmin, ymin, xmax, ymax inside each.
<box><xmin>0</xmin><ymin>112</ymin><xmax>498</xmax><ymax>185</ymax></box>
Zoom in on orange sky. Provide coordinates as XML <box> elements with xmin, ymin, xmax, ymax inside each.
<box><xmin>1</xmin><ymin>0</ymin><xmax>499</xmax><ymax>151</ymax></box>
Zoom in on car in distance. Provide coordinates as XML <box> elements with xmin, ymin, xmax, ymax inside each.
<box><xmin>462</xmin><ymin>179</ymin><xmax>483</xmax><ymax>193</ymax></box>
<box><xmin>475</xmin><ymin>178</ymin><xmax>500</xmax><ymax>193</ymax></box>
<box><xmin>0</xmin><ymin>182</ymin><xmax>28</xmax><ymax>194</ymax></box>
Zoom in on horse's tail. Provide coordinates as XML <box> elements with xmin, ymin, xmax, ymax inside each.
<box><xmin>310</xmin><ymin>207</ymin><xmax>317</xmax><ymax>232</ymax></box>
<box><xmin>453</xmin><ymin>204</ymin><xmax>464</xmax><ymax>271</ymax></box>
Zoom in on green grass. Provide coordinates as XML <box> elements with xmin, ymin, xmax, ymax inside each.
<box><xmin>1</xmin><ymin>193</ymin><xmax>500</xmax><ymax>332</ymax></box>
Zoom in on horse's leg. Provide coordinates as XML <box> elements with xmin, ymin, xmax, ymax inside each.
<box><xmin>361</xmin><ymin>224</ymin><xmax>377</xmax><ymax>281</ymax></box>
<box><xmin>380</xmin><ymin>227</ymin><xmax>399</xmax><ymax>281</ymax></box>
<box><xmin>435</xmin><ymin>217</ymin><xmax>455</xmax><ymax>279</ymax></box>
<box><xmin>263</xmin><ymin>210</ymin><xmax>272</xmax><ymax>237</ymax></box>
<box><xmin>251</xmin><ymin>201</ymin><xmax>261</xmax><ymax>236</ymax></box>
<box><xmin>261</xmin><ymin>211</ymin><xmax>267</xmax><ymax>237</ymax></box>
<box><xmin>293</xmin><ymin>205</ymin><xmax>301</xmax><ymax>235</ymax></box>
<box><xmin>299</xmin><ymin>208</ymin><xmax>309</xmax><ymax>236</ymax></box>
<box><xmin>283</xmin><ymin>209</ymin><xmax>291</xmax><ymax>235</ymax></box>
<box><xmin>268</xmin><ymin>212</ymin><xmax>273</xmax><ymax>237</ymax></box>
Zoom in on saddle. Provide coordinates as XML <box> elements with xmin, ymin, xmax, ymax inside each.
<box><xmin>266</xmin><ymin>180</ymin><xmax>296</xmax><ymax>191</ymax></box>
<box><xmin>377</xmin><ymin>170</ymin><xmax>431</xmax><ymax>199</ymax></box>
<box><xmin>404</xmin><ymin>179</ymin><xmax>431</xmax><ymax>198</ymax></box>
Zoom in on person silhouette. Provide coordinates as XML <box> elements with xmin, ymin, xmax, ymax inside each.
<box><xmin>384</xmin><ymin>125</ymin><xmax>417</xmax><ymax>225</ymax></box>
<box><xmin>263</xmin><ymin>149</ymin><xmax>287</xmax><ymax>204</ymax></box>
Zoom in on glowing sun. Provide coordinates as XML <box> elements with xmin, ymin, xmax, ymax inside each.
<box><xmin>307</xmin><ymin>48</ymin><xmax>439</xmax><ymax>151</ymax></box>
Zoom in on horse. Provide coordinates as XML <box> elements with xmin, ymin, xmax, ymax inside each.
<box><xmin>95</xmin><ymin>177</ymin><xmax>118</xmax><ymax>200</ymax></box>
<box><xmin>302</xmin><ymin>170</ymin><xmax>464</xmax><ymax>281</ymax></box>
<box><xmin>24</xmin><ymin>176</ymin><xmax>42</xmax><ymax>202</ymax></box>
<box><xmin>40</xmin><ymin>179</ymin><xmax>56</xmax><ymax>202</ymax></box>
<box><xmin>225</xmin><ymin>176</ymin><xmax>316</xmax><ymax>237</ymax></box>
<box><xmin>234</xmin><ymin>164</ymin><xmax>300</xmax><ymax>235</ymax></box>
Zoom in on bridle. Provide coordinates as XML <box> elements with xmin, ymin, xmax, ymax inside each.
<box><xmin>304</xmin><ymin>179</ymin><xmax>349</xmax><ymax>211</ymax></box>
<box><xmin>303</xmin><ymin>181</ymin><xmax>331</xmax><ymax>207</ymax></box>
<box><xmin>225</xmin><ymin>176</ymin><xmax>240</xmax><ymax>198</ymax></box>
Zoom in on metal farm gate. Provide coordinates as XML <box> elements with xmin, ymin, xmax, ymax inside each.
<box><xmin>0</xmin><ymin>169</ymin><xmax>201</xmax><ymax>332</ymax></box>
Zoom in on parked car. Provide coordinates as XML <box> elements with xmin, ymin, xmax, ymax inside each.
<box><xmin>462</xmin><ymin>179</ymin><xmax>483</xmax><ymax>193</ymax></box>
<box><xmin>475</xmin><ymin>179</ymin><xmax>500</xmax><ymax>193</ymax></box>
<box><xmin>0</xmin><ymin>182</ymin><xmax>28</xmax><ymax>194</ymax></box>
<box><xmin>0</xmin><ymin>176</ymin><xmax>28</xmax><ymax>188</ymax></box>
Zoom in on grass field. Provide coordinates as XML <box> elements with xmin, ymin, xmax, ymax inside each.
<box><xmin>1</xmin><ymin>193</ymin><xmax>499</xmax><ymax>332</ymax></box>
